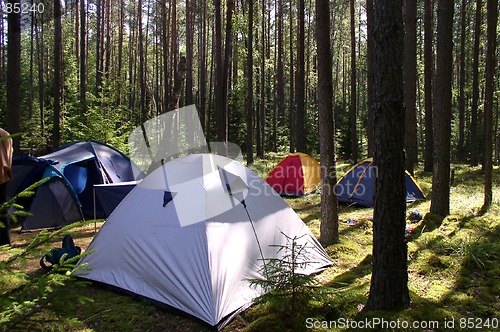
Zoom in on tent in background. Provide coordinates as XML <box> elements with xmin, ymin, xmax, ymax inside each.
<box><xmin>265</xmin><ymin>153</ymin><xmax>320</xmax><ymax>196</ymax></box>
<box><xmin>76</xmin><ymin>154</ymin><xmax>332</xmax><ymax>330</ymax></box>
<box><xmin>6</xmin><ymin>157</ymin><xmax>84</xmax><ymax>230</ymax></box>
<box><xmin>336</xmin><ymin>158</ymin><xmax>425</xmax><ymax>207</ymax></box>
<box><xmin>41</xmin><ymin>141</ymin><xmax>142</xmax><ymax>217</ymax></box>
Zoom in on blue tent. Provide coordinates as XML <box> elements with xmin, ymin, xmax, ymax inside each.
<box><xmin>6</xmin><ymin>157</ymin><xmax>84</xmax><ymax>230</ymax></box>
<box><xmin>41</xmin><ymin>141</ymin><xmax>141</xmax><ymax>217</ymax></box>
<box><xmin>336</xmin><ymin>159</ymin><xmax>425</xmax><ymax>207</ymax></box>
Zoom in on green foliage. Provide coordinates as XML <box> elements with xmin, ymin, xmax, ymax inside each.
<box><xmin>249</xmin><ymin>232</ymin><xmax>323</xmax><ymax>330</ymax></box>
<box><xmin>0</xmin><ymin>182</ymin><xmax>92</xmax><ymax>331</ymax></box>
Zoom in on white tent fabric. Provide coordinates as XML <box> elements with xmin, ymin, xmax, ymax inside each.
<box><xmin>76</xmin><ymin>154</ymin><xmax>333</xmax><ymax>329</ymax></box>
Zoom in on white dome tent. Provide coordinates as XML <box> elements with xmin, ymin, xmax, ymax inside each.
<box><xmin>76</xmin><ymin>154</ymin><xmax>332</xmax><ymax>329</ymax></box>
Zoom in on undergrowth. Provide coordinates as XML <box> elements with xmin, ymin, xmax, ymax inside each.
<box><xmin>0</xmin><ymin>160</ymin><xmax>498</xmax><ymax>331</ymax></box>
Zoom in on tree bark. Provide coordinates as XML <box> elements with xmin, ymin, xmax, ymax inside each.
<box><xmin>168</xmin><ymin>56</ymin><xmax>187</xmax><ymax>112</ymax></box>
<box><xmin>6</xmin><ymin>0</ymin><xmax>21</xmax><ymax>155</ymax></box>
<box><xmin>246</xmin><ymin>0</ymin><xmax>254</xmax><ymax>165</ymax></box>
<box><xmin>95</xmin><ymin>0</ymin><xmax>102</xmax><ymax>95</ymax></box>
<box><xmin>349</xmin><ymin>0</ymin><xmax>358</xmax><ymax>164</ymax></box>
<box><xmin>364</xmin><ymin>0</ymin><xmax>410</xmax><ymax>311</ymax></box>
<box><xmin>53</xmin><ymin>0</ymin><xmax>62</xmax><ymax>149</ymax></box>
<box><xmin>138</xmin><ymin>0</ymin><xmax>147</xmax><ymax>121</ymax></box>
<box><xmin>470</xmin><ymin>0</ymin><xmax>483</xmax><ymax>166</ymax></box>
<box><xmin>185</xmin><ymin>0</ymin><xmax>194</xmax><ymax>106</ymax></box>
<box><xmin>29</xmin><ymin>11</ymin><xmax>34</xmax><ymax>120</ymax></box>
<box><xmin>482</xmin><ymin>0</ymin><xmax>498</xmax><ymax>209</ymax></box>
<box><xmin>199</xmin><ymin>0</ymin><xmax>207</xmax><ymax>130</ymax></box>
<box><xmin>117</xmin><ymin>0</ymin><xmax>125</xmax><ymax>106</ymax></box>
<box><xmin>222</xmin><ymin>0</ymin><xmax>235</xmax><ymax>143</ymax></box>
<box><xmin>316</xmin><ymin>0</ymin><xmax>339</xmax><ymax>245</ymax></box>
<box><xmin>258</xmin><ymin>0</ymin><xmax>265</xmax><ymax>158</ymax></box>
<box><xmin>214</xmin><ymin>0</ymin><xmax>224</xmax><ymax>142</ymax></box>
<box><xmin>457</xmin><ymin>0</ymin><xmax>467</xmax><ymax>161</ymax></box>
<box><xmin>430</xmin><ymin>0</ymin><xmax>454</xmax><ymax>217</ymax></box>
<box><xmin>170</xmin><ymin>0</ymin><xmax>178</xmax><ymax>104</ymax></box>
<box><xmin>277</xmin><ymin>0</ymin><xmax>285</xmax><ymax>126</ymax></box>
<box><xmin>162</xmin><ymin>0</ymin><xmax>169</xmax><ymax>114</ymax></box>
<box><xmin>366</xmin><ymin>0</ymin><xmax>375</xmax><ymax>158</ymax></box>
<box><xmin>80</xmin><ymin>0</ymin><xmax>87</xmax><ymax>113</ymax></box>
<box><xmin>404</xmin><ymin>0</ymin><xmax>417</xmax><ymax>174</ymax></box>
<box><xmin>35</xmin><ymin>13</ymin><xmax>45</xmax><ymax>143</ymax></box>
<box><xmin>423</xmin><ymin>0</ymin><xmax>434</xmax><ymax>172</ymax></box>
<box><xmin>295</xmin><ymin>0</ymin><xmax>306</xmax><ymax>152</ymax></box>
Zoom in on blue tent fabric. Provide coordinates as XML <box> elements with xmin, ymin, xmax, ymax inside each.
<box><xmin>7</xmin><ymin>157</ymin><xmax>84</xmax><ymax>230</ymax></box>
<box><xmin>63</xmin><ymin>164</ymin><xmax>88</xmax><ymax>194</ymax></box>
<box><xmin>41</xmin><ymin>141</ymin><xmax>142</xmax><ymax>217</ymax></box>
<box><xmin>336</xmin><ymin>159</ymin><xmax>425</xmax><ymax>207</ymax></box>
<box><xmin>93</xmin><ymin>181</ymin><xmax>138</xmax><ymax>218</ymax></box>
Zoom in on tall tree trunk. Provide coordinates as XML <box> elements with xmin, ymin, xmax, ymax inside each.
<box><xmin>258</xmin><ymin>0</ymin><xmax>265</xmax><ymax>158</ymax></box>
<box><xmin>457</xmin><ymin>0</ymin><xmax>467</xmax><ymax>161</ymax></box>
<box><xmin>470</xmin><ymin>0</ymin><xmax>483</xmax><ymax>166</ymax></box>
<box><xmin>138</xmin><ymin>0</ymin><xmax>147</xmax><ymax>121</ymax></box>
<box><xmin>430</xmin><ymin>0</ymin><xmax>454</xmax><ymax>217</ymax></box>
<box><xmin>6</xmin><ymin>0</ymin><xmax>21</xmax><ymax>155</ymax></box>
<box><xmin>295</xmin><ymin>0</ymin><xmax>306</xmax><ymax>152</ymax></box>
<box><xmin>404</xmin><ymin>0</ymin><xmax>417</xmax><ymax>174</ymax></box>
<box><xmin>277</xmin><ymin>0</ymin><xmax>285</xmax><ymax>127</ymax></box>
<box><xmin>29</xmin><ymin>11</ymin><xmax>34</xmax><ymax>120</ymax></box>
<box><xmin>128</xmin><ymin>1</ymin><xmax>137</xmax><ymax>115</ymax></box>
<box><xmin>75</xmin><ymin>0</ymin><xmax>79</xmax><ymax>68</ymax></box>
<box><xmin>349</xmin><ymin>0</ymin><xmax>357</xmax><ymax>163</ymax></box>
<box><xmin>316</xmin><ymin>0</ymin><xmax>339</xmax><ymax>246</ymax></box>
<box><xmin>117</xmin><ymin>0</ymin><xmax>125</xmax><ymax>105</ymax></box>
<box><xmin>168</xmin><ymin>56</ymin><xmax>187</xmax><ymax>111</ymax></box>
<box><xmin>35</xmin><ymin>13</ymin><xmax>45</xmax><ymax>142</ymax></box>
<box><xmin>246</xmin><ymin>0</ymin><xmax>254</xmax><ymax>165</ymax></box>
<box><xmin>289</xmin><ymin>0</ymin><xmax>295</xmax><ymax>152</ymax></box>
<box><xmin>423</xmin><ymin>0</ymin><xmax>434</xmax><ymax>172</ymax></box>
<box><xmin>104</xmin><ymin>0</ymin><xmax>111</xmax><ymax>83</ymax></box>
<box><xmin>364</xmin><ymin>0</ymin><xmax>409</xmax><ymax>311</ymax></box>
<box><xmin>185</xmin><ymin>0</ymin><xmax>194</xmax><ymax>106</ymax></box>
<box><xmin>214</xmin><ymin>0</ymin><xmax>224</xmax><ymax>141</ymax></box>
<box><xmin>223</xmin><ymin>0</ymin><xmax>235</xmax><ymax>143</ymax></box>
<box><xmin>366</xmin><ymin>0</ymin><xmax>375</xmax><ymax>158</ymax></box>
<box><xmin>170</xmin><ymin>0</ymin><xmax>178</xmax><ymax>107</ymax></box>
<box><xmin>199</xmin><ymin>0</ymin><xmax>207</xmax><ymax>130</ymax></box>
<box><xmin>482</xmin><ymin>0</ymin><xmax>498</xmax><ymax>209</ymax></box>
<box><xmin>80</xmin><ymin>0</ymin><xmax>87</xmax><ymax>113</ymax></box>
<box><xmin>95</xmin><ymin>0</ymin><xmax>102</xmax><ymax>95</ymax></box>
<box><xmin>162</xmin><ymin>0</ymin><xmax>169</xmax><ymax>114</ymax></box>
<box><xmin>53</xmin><ymin>0</ymin><xmax>62</xmax><ymax>149</ymax></box>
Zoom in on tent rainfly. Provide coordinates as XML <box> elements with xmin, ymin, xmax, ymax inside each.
<box><xmin>336</xmin><ymin>158</ymin><xmax>425</xmax><ymax>207</ymax></box>
<box><xmin>6</xmin><ymin>157</ymin><xmax>84</xmax><ymax>230</ymax></box>
<box><xmin>75</xmin><ymin>154</ymin><xmax>333</xmax><ymax>330</ymax></box>
<box><xmin>265</xmin><ymin>153</ymin><xmax>321</xmax><ymax>196</ymax></box>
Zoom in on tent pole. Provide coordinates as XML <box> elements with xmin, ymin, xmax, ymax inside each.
<box><xmin>93</xmin><ymin>186</ymin><xmax>97</xmax><ymax>233</ymax></box>
<box><xmin>241</xmin><ymin>200</ymin><xmax>269</xmax><ymax>278</ymax></box>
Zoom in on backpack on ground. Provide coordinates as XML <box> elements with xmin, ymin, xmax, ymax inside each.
<box><xmin>40</xmin><ymin>234</ymin><xmax>81</xmax><ymax>270</ymax></box>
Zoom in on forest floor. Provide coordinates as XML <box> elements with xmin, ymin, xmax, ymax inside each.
<box><xmin>1</xmin><ymin>156</ymin><xmax>499</xmax><ymax>331</ymax></box>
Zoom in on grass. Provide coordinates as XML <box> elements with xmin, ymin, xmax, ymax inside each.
<box><xmin>1</xmin><ymin>158</ymin><xmax>499</xmax><ymax>331</ymax></box>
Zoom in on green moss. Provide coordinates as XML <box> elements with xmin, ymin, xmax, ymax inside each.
<box><xmin>2</xmin><ymin>163</ymin><xmax>499</xmax><ymax>331</ymax></box>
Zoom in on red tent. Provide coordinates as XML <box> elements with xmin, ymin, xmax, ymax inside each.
<box><xmin>265</xmin><ymin>153</ymin><xmax>320</xmax><ymax>196</ymax></box>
